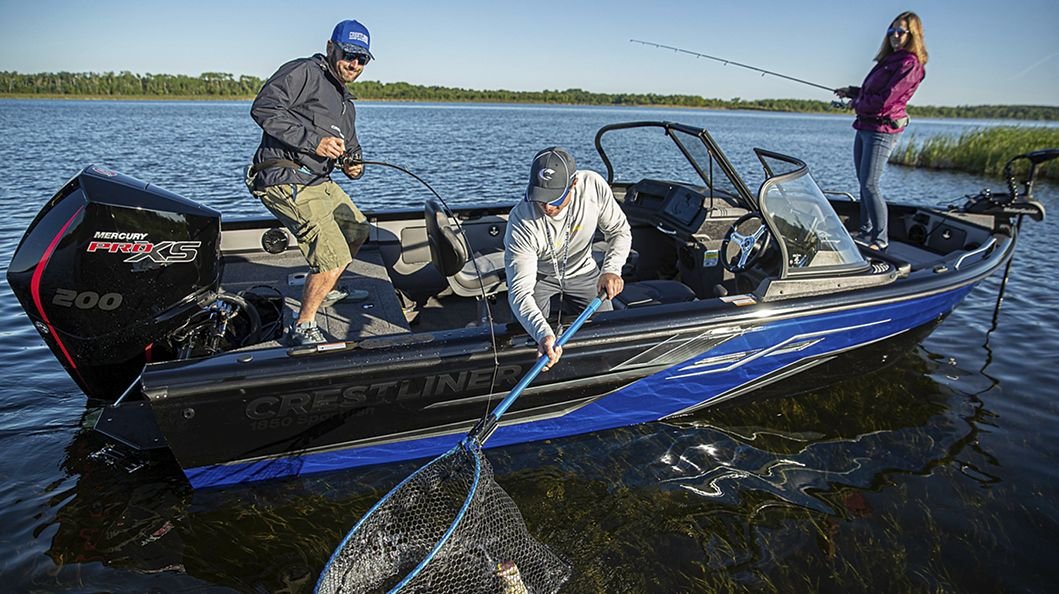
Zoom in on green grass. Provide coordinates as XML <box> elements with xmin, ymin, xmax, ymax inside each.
<box><xmin>890</xmin><ymin>126</ymin><xmax>1059</xmax><ymax>179</ymax></box>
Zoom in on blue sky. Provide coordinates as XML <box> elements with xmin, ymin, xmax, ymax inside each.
<box><xmin>1</xmin><ymin>0</ymin><xmax>1057</xmax><ymax>106</ymax></box>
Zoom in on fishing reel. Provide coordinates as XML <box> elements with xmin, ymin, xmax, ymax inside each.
<box><xmin>338</xmin><ymin>148</ymin><xmax>364</xmax><ymax>179</ymax></box>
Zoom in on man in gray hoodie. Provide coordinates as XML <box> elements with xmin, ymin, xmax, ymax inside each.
<box><xmin>504</xmin><ymin>147</ymin><xmax>631</xmax><ymax>369</ymax></box>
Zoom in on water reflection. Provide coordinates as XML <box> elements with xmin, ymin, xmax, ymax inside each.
<box><xmin>36</xmin><ymin>331</ymin><xmax>998</xmax><ymax>593</ymax></box>
<box><xmin>493</xmin><ymin>341</ymin><xmax>997</xmax><ymax>592</ymax></box>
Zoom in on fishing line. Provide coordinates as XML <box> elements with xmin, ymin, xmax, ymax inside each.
<box><xmin>341</xmin><ymin>155</ymin><xmax>504</xmax><ymax>406</ymax></box>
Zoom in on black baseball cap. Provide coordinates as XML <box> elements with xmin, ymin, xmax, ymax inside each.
<box><xmin>525</xmin><ymin>147</ymin><xmax>576</xmax><ymax>205</ymax></box>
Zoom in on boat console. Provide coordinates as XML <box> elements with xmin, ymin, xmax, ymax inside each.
<box><xmin>622</xmin><ymin>179</ymin><xmax>748</xmax><ymax>241</ymax></box>
<box><xmin>620</xmin><ymin>179</ymin><xmax>750</xmax><ymax>298</ymax></box>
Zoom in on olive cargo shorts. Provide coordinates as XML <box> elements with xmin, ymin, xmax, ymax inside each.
<box><xmin>257</xmin><ymin>181</ymin><xmax>370</xmax><ymax>273</ymax></box>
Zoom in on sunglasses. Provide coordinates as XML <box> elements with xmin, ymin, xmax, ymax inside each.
<box><xmin>546</xmin><ymin>187</ymin><xmax>570</xmax><ymax>207</ymax></box>
<box><xmin>887</xmin><ymin>27</ymin><xmax>910</xmax><ymax>36</ymax></box>
<box><xmin>340</xmin><ymin>49</ymin><xmax>372</xmax><ymax>65</ymax></box>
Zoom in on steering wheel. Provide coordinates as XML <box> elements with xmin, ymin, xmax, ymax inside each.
<box><xmin>721</xmin><ymin>213</ymin><xmax>772</xmax><ymax>272</ymax></box>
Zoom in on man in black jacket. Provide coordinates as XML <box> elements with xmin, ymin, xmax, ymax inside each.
<box><xmin>249</xmin><ymin>19</ymin><xmax>375</xmax><ymax>346</ymax></box>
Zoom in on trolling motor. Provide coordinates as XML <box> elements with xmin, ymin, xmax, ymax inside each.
<box><xmin>957</xmin><ymin>149</ymin><xmax>1055</xmax><ymax>326</ymax></box>
<box><xmin>960</xmin><ymin>149</ymin><xmax>1053</xmax><ymax>224</ymax></box>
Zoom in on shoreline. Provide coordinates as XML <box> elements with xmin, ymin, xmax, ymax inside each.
<box><xmin>1</xmin><ymin>94</ymin><xmax>1054</xmax><ymax>122</ymax></box>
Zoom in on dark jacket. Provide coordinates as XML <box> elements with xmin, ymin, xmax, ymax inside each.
<box><xmin>851</xmin><ymin>50</ymin><xmax>924</xmax><ymax>133</ymax></box>
<box><xmin>251</xmin><ymin>54</ymin><xmax>361</xmax><ymax>188</ymax></box>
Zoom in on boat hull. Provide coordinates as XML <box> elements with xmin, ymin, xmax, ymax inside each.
<box><xmin>172</xmin><ymin>277</ymin><xmax>982</xmax><ymax>489</ymax></box>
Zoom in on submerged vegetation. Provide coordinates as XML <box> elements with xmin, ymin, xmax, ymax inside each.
<box><xmin>2</xmin><ymin>71</ymin><xmax>1058</xmax><ymax>122</ymax></box>
<box><xmin>891</xmin><ymin>126</ymin><xmax>1059</xmax><ymax>180</ymax></box>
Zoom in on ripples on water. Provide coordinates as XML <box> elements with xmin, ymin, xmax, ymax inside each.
<box><xmin>0</xmin><ymin>99</ymin><xmax>1056</xmax><ymax>592</ymax></box>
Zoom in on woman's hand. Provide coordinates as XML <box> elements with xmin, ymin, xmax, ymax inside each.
<box><xmin>834</xmin><ymin>86</ymin><xmax>860</xmax><ymax>99</ymax></box>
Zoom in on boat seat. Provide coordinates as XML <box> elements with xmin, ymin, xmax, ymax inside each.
<box><xmin>592</xmin><ymin>239</ymin><xmax>639</xmax><ymax>277</ymax></box>
<box><xmin>424</xmin><ymin>198</ymin><xmax>507</xmax><ymax>298</ymax></box>
<box><xmin>614</xmin><ymin>280</ymin><xmax>697</xmax><ymax>310</ymax></box>
<box><xmin>425</xmin><ymin>201</ymin><xmax>641</xmax><ymax>300</ymax></box>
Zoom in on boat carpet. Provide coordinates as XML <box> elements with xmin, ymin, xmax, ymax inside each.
<box><xmin>410</xmin><ymin>293</ymin><xmax>514</xmax><ymax>333</ymax></box>
<box><xmin>221</xmin><ymin>246</ymin><xmax>412</xmax><ymax>346</ymax></box>
<box><xmin>884</xmin><ymin>241</ymin><xmax>946</xmax><ymax>271</ymax></box>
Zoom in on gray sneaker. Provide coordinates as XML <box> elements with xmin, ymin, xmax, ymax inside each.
<box><xmin>288</xmin><ymin>321</ymin><xmax>325</xmax><ymax>346</ymax></box>
<box><xmin>322</xmin><ymin>286</ymin><xmax>369</xmax><ymax>307</ymax></box>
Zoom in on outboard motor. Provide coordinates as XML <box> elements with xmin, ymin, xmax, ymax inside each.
<box><xmin>7</xmin><ymin>165</ymin><xmax>222</xmax><ymax>401</ymax></box>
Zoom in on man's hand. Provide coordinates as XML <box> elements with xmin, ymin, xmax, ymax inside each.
<box><xmin>315</xmin><ymin>136</ymin><xmax>346</xmax><ymax>159</ymax></box>
<box><xmin>597</xmin><ymin>272</ymin><xmax>624</xmax><ymax>300</ymax></box>
<box><xmin>342</xmin><ymin>162</ymin><xmax>364</xmax><ymax>180</ymax></box>
<box><xmin>538</xmin><ymin>335</ymin><xmax>563</xmax><ymax>372</ymax></box>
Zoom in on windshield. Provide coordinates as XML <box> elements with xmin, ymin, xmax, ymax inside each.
<box><xmin>760</xmin><ymin>171</ymin><xmax>865</xmax><ymax>276</ymax></box>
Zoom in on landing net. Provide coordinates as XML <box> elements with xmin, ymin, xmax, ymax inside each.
<box><xmin>315</xmin><ymin>442</ymin><xmax>570</xmax><ymax>594</ymax></box>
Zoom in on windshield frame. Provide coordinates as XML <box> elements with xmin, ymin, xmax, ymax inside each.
<box><xmin>594</xmin><ymin>121</ymin><xmax>755</xmax><ymax>209</ymax></box>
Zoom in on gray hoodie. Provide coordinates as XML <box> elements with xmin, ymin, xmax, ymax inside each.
<box><xmin>504</xmin><ymin>169</ymin><xmax>631</xmax><ymax>343</ymax></box>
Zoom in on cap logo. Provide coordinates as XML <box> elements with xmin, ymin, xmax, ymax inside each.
<box><xmin>348</xmin><ymin>32</ymin><xmax>369</xmax><ymax>43</ymax></box>
<box><xmin>538</xmin><ymin>168</ymin><xmax>555</xmax><ymax>182</ymax></box>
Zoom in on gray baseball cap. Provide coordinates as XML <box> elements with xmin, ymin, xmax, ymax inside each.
<box><xmin>525</xmin><ymin>147</ymin><xmax>576</xmax><ymax>205</ymax></box>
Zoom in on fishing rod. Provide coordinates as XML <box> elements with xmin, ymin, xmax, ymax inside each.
<box><xmin>630</xmin><ymin>39</ymin><xmax>837</xmax><ymax>94</ymax></box>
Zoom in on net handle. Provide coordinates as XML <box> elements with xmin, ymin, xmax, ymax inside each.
<box><xmin>468</xmin><ymin>292</ymin><xmax>606</xmax><ymax>445</ymax></box>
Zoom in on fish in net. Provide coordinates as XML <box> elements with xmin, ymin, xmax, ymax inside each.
<box><xmin>316</xmin><ymin>442</ymin><xmax>570</xmax><ymax>594</ymax></box>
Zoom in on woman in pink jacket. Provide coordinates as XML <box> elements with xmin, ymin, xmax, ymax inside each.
<box><xmin>836</xmin><ymin>11</ymin><xmax>928</xmax><ymax>251</ymax></box>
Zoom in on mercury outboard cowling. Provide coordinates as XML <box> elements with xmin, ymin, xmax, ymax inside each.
<box><xmin>7</xmin><ymin>165</ymin><xmax>221</xmax><ymax>401</ymax></box>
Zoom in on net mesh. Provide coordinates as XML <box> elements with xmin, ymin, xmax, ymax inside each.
<box><xmin>316</xmin><ymin>443</ymin><xmax>571</xmax><ymax>594</ymax></box>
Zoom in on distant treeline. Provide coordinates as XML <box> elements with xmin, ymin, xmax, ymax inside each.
<box><xmin>0</xmin><ymin>71</ymin><xmax>263</xmax><ymax>97</ymax></box>
<box><xmin>2</xmin><ymin>71</ymin><xmax>1057</xmax><ymax>121</ymax></box>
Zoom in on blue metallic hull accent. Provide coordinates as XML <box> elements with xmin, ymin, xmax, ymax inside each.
<box><xmin>185</xmin><ymin>283</ymin><xmax>976</xmax><ymax>489</ymax></box>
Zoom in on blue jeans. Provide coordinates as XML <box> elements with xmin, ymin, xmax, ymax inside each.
<box><xmin>853</xmin><ymin>129</ymin><xmax>898</xmax><ymax>248</ymax></box>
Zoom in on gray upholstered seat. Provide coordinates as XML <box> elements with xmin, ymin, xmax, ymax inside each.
<box><xmin>424</xmin><ymin>198</ymin><xmax>507</xmax><ymax>298</ymax></box>
<box><xmin>613</xmin><ymin>280</ymin><xmax>696</xmax><ymax>309</ymax></box>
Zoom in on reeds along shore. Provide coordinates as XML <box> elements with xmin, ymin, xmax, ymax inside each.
<box><xmin>891</xmin><ymin>126</ymin><xmax>1059</xmax><ymax>180</ymax></box>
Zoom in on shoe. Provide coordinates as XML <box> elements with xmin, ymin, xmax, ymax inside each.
<box><xmin>288</xmin><ymin>321</ymin><xmax>325</xmax><ymax>346</ymax></box>
<box><xmin>322</xmin><ymin>286</ymin><xmax>369</xmax><ymax>307</ymax></box>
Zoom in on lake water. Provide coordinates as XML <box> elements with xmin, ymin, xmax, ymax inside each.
<box><xmin>1</xmin><ymin>99</ymin><xmax>1056</xmax><ymax>593</ymax></box>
